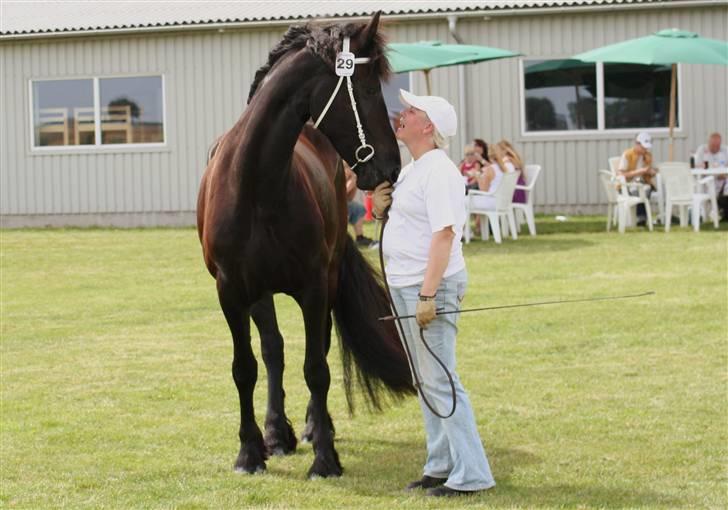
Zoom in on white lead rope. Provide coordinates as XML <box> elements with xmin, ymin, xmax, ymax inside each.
<box><xmin>312</xmin><ymin>37</ymin><xmax>374</xmax><ymax>170</ymax></box>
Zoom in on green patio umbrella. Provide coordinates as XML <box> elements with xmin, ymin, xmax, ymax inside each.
<box><xmin>573</xmin><ymin>28</ymin><xmax>728</xmax><ymax>159</ymax></box>
<box><xmin>387</xmin><ymin>41</ymin><xmax>521</xmax><ymax>94</ymax></box>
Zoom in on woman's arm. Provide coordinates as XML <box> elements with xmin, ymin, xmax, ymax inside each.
<box><xmin>420</xmin><ymin>227</ymin><xmax>455</xmax><ymax>297</ymax></box>
<box><xmin>476</xmin><ymin>165</ymin><xmax>495</xmax><ymax>191</ymax></box>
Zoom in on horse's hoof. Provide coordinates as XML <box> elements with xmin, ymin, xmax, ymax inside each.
<box><xmin>234</xmin><ymin>464</ymin><xmax>266</xmax><ymax>475</ymax></box>
<box><xmin>307</xmin><ymin>450</ymin><xmax>343</xmax><ymax>479</ymax></box>
<box><xmin>234</xmin><ymin>440</ymin><xmax>268</xmax><ymax>474</ymax></box>
<box><xmin>265</xmin><ymin>421</ymin><xmax>297</xmax><ymax>456</ymax></box>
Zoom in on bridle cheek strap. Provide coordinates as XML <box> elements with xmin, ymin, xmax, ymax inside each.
<box><xmin>312</xmin><ymin>37</ymin><xmax>374</xmax><ymax>170</ymax></box>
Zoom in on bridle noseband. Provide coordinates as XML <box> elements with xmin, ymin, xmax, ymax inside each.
<box><xmin>313</xmin><ymin>36</ymin><xmax>374</xmax><ymax>170</ymax></box>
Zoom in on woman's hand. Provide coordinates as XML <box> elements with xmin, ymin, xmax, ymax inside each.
<box><xmin>372</xmin><ymin>182</ymin><xmax>393</xmax><ymax>218</ymax></box>
<box><xmin>416</xmin><ymin>299</ymin><xmax>437</xmax><ymax>328</ymax></box>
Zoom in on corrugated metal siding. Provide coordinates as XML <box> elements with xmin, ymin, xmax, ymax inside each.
<box><xmin>447</xmin><ymin>5</ymin><xmax>728</xmax><ymax>210</ymax></box>
<box><xmin>1</xmin><ymin>27</ymin><xmax>284</xmax><ymax>216</ymax></box>
<box><xmin>1</xmin><ymin>0</ymin><xmax>671</xmax><ymax>36</ymax></box>
<box><xmin>1</xmin><ymin>4</ymin><xmax>726</xmax><ymax>221</ymax></box>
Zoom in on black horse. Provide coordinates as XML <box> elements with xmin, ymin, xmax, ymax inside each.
<box><xmin>197</xmin><ymin>13</ymin><xmax>414</xmax><ymax>478</ymax></box>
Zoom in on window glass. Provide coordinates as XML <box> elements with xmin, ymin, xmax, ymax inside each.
<box><xmin>32</xmin><ymin>79</ymin><xmax>95</xmax><ymax>146</ymax></box>
<box><xmin>524</xmin><ymin>59</ymin><xmax>597</xmax><ymax>131</ymax></box>
<box><xmin>99</xmin><ymin>76</ymin><xmax>164</xmax><ymax>144</ymax></box>
<box><xmin>381</xmin><ymin>72</ymin><xmax>410</xmax><ymax>131</ymax></box>
<box><xmin>604</xmin><ymin>63</ymin><xmax>676</xmax><ymax>129</ymax></box>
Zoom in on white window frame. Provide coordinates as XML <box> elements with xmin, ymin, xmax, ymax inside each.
<box><xmin>519</xmin><ymin>58</ymin><xmax>683</xmax><ymax>138</ymax></box>
<box><xmin>29</xmin><ymin>73</ymin><xmax>167</xmax><ymax>153</ymax></box>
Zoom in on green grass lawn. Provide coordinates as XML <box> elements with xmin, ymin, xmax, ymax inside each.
<box><xmin>1</xmin><ymin>218</ymin><xmax>726</xmax><ymax>509</ymax></box>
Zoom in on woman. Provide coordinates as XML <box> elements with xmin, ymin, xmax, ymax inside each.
<box><xmin>470</xmin><ymin>142</ymin><xmax>511</xmax><ymax>211</ymax></box>
<box><xmin>497</xmin><ymin>139</ymin><xmax>527</xmax><ymax>204</ymax></box>
<box><xmin>372</xmin><ymin>90</ymin><xmax>495</xmax><ymax>497</ymax></box>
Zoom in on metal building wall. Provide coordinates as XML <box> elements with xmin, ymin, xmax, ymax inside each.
<box><xmin>1</xmin><ymin>4</ymin><xmax>726</xmax><ymax>225</ymax></box>
<box><xmin>0</xmin><ymin>27</ymin><xmax>284</xmax><ymax>225</ymax></box>
<box><xmin>388</xmin><ymin>4</ymin><xmax>728</xmax><ymax>212</ymax></box>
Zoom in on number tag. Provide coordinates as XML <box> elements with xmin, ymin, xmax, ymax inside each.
<box><xmin>335</xmin><ymin>52</ymin><xmax>355</xmax><ymax>76</ymax></box>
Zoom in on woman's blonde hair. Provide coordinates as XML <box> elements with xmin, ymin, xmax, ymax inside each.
<box><xmin>433</xmin><ymin>128</ymin><xmax>449</xmax><ymax>149</ymax></box>
<box><xmin>487</xmin><ymin>143</ymin><xmax>510</xmax><ymax>174</ymax></box>
<box><xmin>496</xmin><ymin>139</ymin><xmax>525</xmax><ymax>174</ymax></box>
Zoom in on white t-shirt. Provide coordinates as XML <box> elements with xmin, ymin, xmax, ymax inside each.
<box><xmin>382</xmin><ymin>149</ymin><xmax>466</xmax><ymax>288</ymax></box>
<box><xmin>695</xmin><ymin>144</ymin><xmax>728</xmax><ymax>194</ymax></box>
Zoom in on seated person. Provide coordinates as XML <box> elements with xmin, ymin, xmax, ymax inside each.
<box><xmin>459</xmin><ymin>144</ymin><xmax>482</xmax><ymax>191</ymax></box>
<box><xmin>345</xmin><ymin>163</ymin><xmax>378</xmax><ymax>249</ymax></box>
<box><xmin>618</xmin><ymin>132</ymin><xmax>657</xmax><ymax>226</ymax></box>
<box><xmin>497</xmin><ymin>140</ymin><xmax>527</xmax><ymax>204</ymax></box>
<box><xmin>694</xmin><ymin>132</ymin><xmax>728</xmax><ymax>221</ymax></box>
<box><xmin>470</xmin><ymin>144</ymin><xmax>512</xmax><ymax>211</ymax></box>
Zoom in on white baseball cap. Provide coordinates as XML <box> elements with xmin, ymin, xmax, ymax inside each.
<box><xmin>399</xmin><ymin>89</ymin><xmax>457</xmax><ymax>138</ymax></box>
<box><xmin>636</xmin><ymin>131</ymin><xmax>652</xmax><ymax>149</ymax></box>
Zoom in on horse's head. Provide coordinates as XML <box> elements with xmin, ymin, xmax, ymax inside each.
<box><xmin>308</xmin><ymin>12</ymin><xmax>401</xmax><ymax>190</ymax></box>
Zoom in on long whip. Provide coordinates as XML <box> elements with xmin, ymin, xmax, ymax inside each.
<box><xmin>378</xmin><ymin>291</ymin><xmax>655</xmax><ymax>322</ymax></box>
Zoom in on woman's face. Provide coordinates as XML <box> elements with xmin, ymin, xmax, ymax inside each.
<box><xmin>396</xmin><ymin>106</ymin><xmax>431</xmax><ymax>144</ymax></box>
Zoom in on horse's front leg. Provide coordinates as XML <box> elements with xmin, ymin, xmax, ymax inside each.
<box><xmin>251</xmin><ymin>294</ymin><xmax>297</xmax><ymax>456</ymax></box>
<box><xmin>217</xmin><ymin>277</ymin><xmax>267</xmax><ymax>473</ymax></box>
<box><xmin>297</xmin><ymin>281</ymin><xmax>342</xmax><ymax>478</ymax></box>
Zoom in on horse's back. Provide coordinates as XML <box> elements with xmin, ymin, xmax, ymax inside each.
<box><xmin>197</xmin><ymin>123</ymin><xmax>347</xmax><ymax>290</ymax></box>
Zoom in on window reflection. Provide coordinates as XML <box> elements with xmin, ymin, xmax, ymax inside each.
<box><xmin>524</xmin><ymin>59</ymin><xmax>597</xmax><ymax>131</ymax></box>
<box><xmin>100</xmin><ymin>76</ymin><xmax>164</xmax><ymax>144</ymax></box>
<box><xmin>31</xmin><ymin>76</ymin><xmax>164</xmax><ymax>148</ymax></box>
<box><xmin>33</xmin><ymin>79</ymin><xmax>95</xmax><ymax>146</ymax></box>
<box><xmin>604</xmin><ymin>63</ymin><xmax>676</xmax><ymax>129</ymax></box>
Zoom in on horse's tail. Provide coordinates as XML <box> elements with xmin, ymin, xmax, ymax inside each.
<box><xmin>332</xmin><ymin>236</ymin><xmax>416</xmax><ymax>412</ymax></box>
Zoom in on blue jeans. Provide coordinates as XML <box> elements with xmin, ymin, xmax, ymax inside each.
<box><xmin>348</xmin><ymin>201</ymin><xmax>366</xmax><ymax>226</ymax></box>
<box><xmin>389</xmin><ymin>269</ymin><xmax>496</xmax><ymax>491</ymax></box>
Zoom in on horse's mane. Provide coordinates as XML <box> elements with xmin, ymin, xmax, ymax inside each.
<box><xmin>247</xmin><ymin>21</ymin><xmax>390</xmax><ymax>104</ymax></box>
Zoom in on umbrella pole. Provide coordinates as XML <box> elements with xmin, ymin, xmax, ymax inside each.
<box><xmin>424</xmin><ymin>69</ymin><xmax>432</xmax><ymax>95</ymax></box>
<box><xmin>668</xmin><ymin>63</ymin><xmax>677</xmax><ymax>161</ymax></box>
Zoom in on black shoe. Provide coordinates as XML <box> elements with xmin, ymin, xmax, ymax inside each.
<box><xmin>405</xmin><ymin>475</ymin><xmax>447</xmax><ymax>491</ymax></box>
<box><xmin>355</xmin><ymin>235</ymin><xmax>374</xmax><ymax>247</ymax></box>
<box><xmin>426</xmin><ymin>485</ymin><xmax>478</xmax><ymax>497</ymax></box>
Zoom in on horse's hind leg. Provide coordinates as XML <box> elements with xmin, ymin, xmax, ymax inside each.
<box><xmin>251</xmin><ymin>294</ymin><xmax>297</xmax><ymax>456</ymax></box>
<box><xmin>217</xmin><ymin>277</ymin><xmax>267</xmax><ymax>473</ymax></box>
<box><xmin>301</xmin><ymin>313</ymin><xmax>334</xmax><ymax>444</ymax></box>
<box><xmin>297</xmin><ymin>281</ymin><xmax>342</xmax><ymax>478</ymax></box>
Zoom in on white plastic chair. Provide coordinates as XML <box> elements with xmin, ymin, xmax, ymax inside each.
<box><xmin>611</xmin><ymin>155</ymin><xmax>663</xmax><ymax>225</ymax></box>
<box><xmin>512</xmin><ymin>164</ymin><xmax>541</xmax><ymax>236</ymax></box>
<box><xmin>650</xmin><ymin>173</ymin><xmax>665</xmax><ymax>225</ymax></box>
<box><xmin>598</xmin><ymin>170</ymin><xmax>619</xmax><ymax>231</ymax></box>
<box><xmin>608</xmin><ymin>156</ymin><xmax>621</xmax><ymax>176</ymax></box>
<box><xmin>660</xmin><ymin>162</ymin><xmax>719</xmax><ymax>232</ymax></box>
<box><xmin>599</xmin><ymin>170</ymin><xmax>653</xmax><ymax>233</ymax></box>
<box><xmin>617</xmin><ymin>175</ymin><xmax>653</xmax><ymax>233</ymax></box>
<box><xmin>464</xmin><ymin>171</ymin><xmax>520</xmax><ymax>244</ymax></box>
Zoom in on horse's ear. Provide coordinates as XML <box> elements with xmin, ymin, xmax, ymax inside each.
<box><xmin>361</xmin><ymin>11</ymin><xmax>381</xmax><ymax>47</ymax></box>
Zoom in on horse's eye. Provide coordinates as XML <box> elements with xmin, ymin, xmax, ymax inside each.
<box><xmin>364</xmin><ymin>86</ymin><xmax>380</xmax><ymax>96</ymax></box>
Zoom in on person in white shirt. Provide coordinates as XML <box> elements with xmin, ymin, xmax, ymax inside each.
<box><xmin>371</xmin><ymin>90</ymin><xmax>495</xmax><ymax>497</ymax></box>
<box><xmin>694</xmin><ymin>132</ymin><xmax>728</xmax><ymax>221</ymax></box>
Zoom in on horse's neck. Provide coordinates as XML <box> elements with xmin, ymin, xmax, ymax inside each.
<box><xmin>237</xmin><ymin>52</ymin><xmax>317</xmax><ymax>201</ymax></box>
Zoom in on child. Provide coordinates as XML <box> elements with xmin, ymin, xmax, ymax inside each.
<box><xmin>459</xmin><ymin>144</ymin><xmax>482</xmax><ymax>191</ymax></box>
